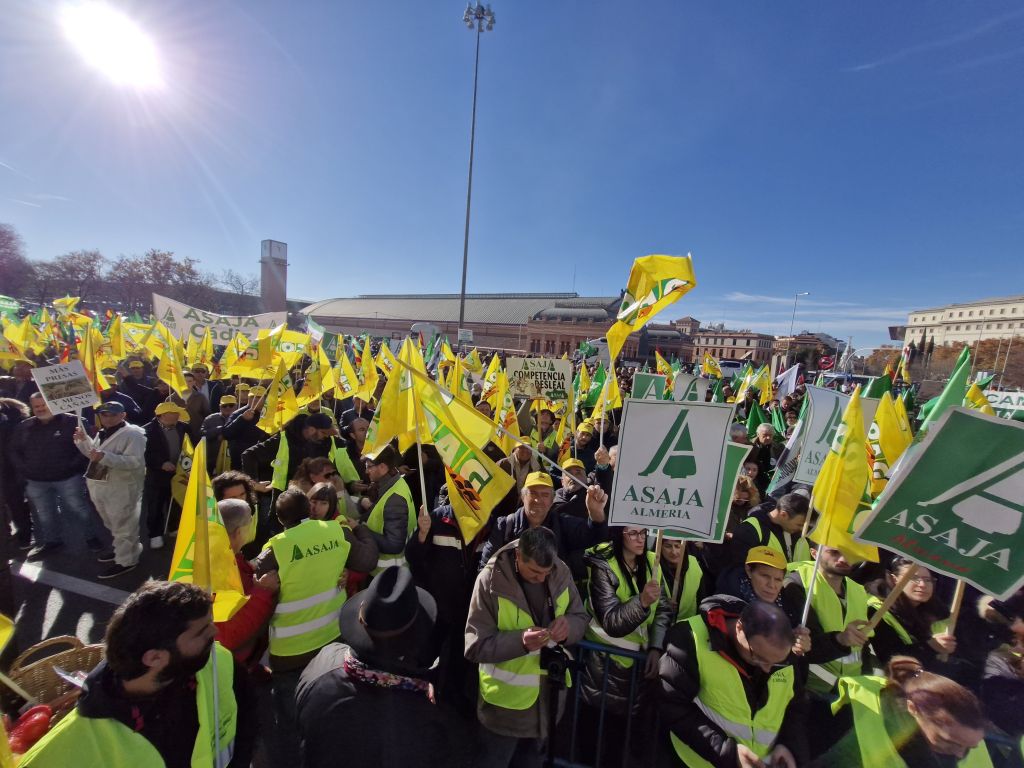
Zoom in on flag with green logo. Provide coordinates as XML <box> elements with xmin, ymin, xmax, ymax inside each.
<box><xmin>857</xmin><ymin>408</ymin><xmax>1024</xmax><ymax>598</ymax></box>
<box><xmin>631</xmin><ymin>372</ymin><xmax>667</xmax><ymax>401</ymax></box>
<box><xmin>609</xmin><ymin>399</ymin><xmax>745</xmax><ymax>541</ymax></box>
<box><xmin>793</xmin><ymin>385</ymin><xmax>850</xmax><ymax>485</ymax></box>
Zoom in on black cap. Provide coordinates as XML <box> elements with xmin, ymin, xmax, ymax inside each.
<box><xmin>96</xmin><ymin>401</ymin><xmax>126</xmax><ymax>415</ymax></box>
<box><xmin>305</xmin><ymin>412</ymin><xmax>333</xmax><ymax>430</ymax></box>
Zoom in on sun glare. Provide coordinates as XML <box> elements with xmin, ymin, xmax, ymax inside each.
<box><xmin>60</xmin><ymin>1</ymin><xmax>163</xmax><ymax>90</ymax></box>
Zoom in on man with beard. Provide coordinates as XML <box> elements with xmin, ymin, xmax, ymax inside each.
<box><xmin>243</xmin><ymin>412</ymin><xmax>357</xmax><ymax>495</ymax></box>
<box><xmin>20</xmin><ymin>580</ymin><xmax>257</xmax><ymax>767</ymax></box>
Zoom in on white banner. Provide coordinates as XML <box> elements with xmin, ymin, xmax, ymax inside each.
<box><xmin>31</xmin><ymin>361</ymin><xmax>98</xmax><ymax>414</ymax></box>
<box><xmin>610</xmin><ymin>399</ymin><xmax>741</xmax><ymax>539</ymax></box>
<box><xmin>987</xmin><ymin>390</ymin><xmax>1024</xmax><ymax>417</ymax></box>
<box><xmin>506</xmin><ymin>357</ymin><xmax>573</xmax><ymax>401</ymax></box>
<box><xmin>794</xmin><ymin>385</ymin><xmax>850</xmax><ymax>485</ymax></box>
<box><xmin>152</xmin><ymin>293</ymin><xmax>286</xmax><ymax>345</ymax></box>
<box><xmin>672</xmin><ymin>373</ymin><xmax>712</xmax><ymax>402</ymax></box>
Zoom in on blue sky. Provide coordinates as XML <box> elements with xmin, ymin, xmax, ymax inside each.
<box><xmin>2</xmin><ymin>1</ymin><xmax>1023</xmax><ymax>348</ymax></box>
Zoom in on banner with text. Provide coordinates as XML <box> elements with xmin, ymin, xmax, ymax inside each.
<box><xmin>987</xmin><ymin>390</ymin><xmax>1024</xmax><ymax>419</ymax></box>
<box><xmin>610</xmin><ymin>399</ymin><xmax>743</xmax><ymax>541</ymax></box>
<box><xmin>506</xmin><ymin>357</ymin><xmax>573</xmax><ymax>402</ymax></box>
<box><xmin>31</xmin><ymin>361</ymin><xmax>97</xmax><ymax>414</ymax></box>
<box><xmin>153</xmin><ymin>293</ymin><xmax>286</xmax><ymax>345</ymax></box>
<box><xmin>857</xmin><ymin>408</ymin><xmax>1024</xmax><ymax>599</ymax></box>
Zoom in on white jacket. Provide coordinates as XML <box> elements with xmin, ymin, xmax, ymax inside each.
<box><xmin>75</xmin><ymin>423</ymin><xmax>147</xmax><ymax>485</ymax></box>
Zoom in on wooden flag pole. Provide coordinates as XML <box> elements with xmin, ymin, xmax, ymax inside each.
<box><xmin>652</xmin><ymin>530</ymin><xmax>665</xmax><ymax>583</ymax></box>
<box><xmin>938</xmin><ymin>580</ymin><xmax>967</xmax><ymax>662</ymax></box>
<box><xmin>864</xmin><ymin>566</ymin><xmax>919</xmax><ymax>633</ymax></box>
<box><xmin>671</xmin><ymin>544</ymin><xmax>685</xmax><ymax>605</ymax></box>
<box><xmin>799</xmin><ymin>552</ymin><xmax>823</xmax><ymax>627</ymax></box>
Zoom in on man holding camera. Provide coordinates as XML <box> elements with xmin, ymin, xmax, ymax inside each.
<box><xmin>465</xmin><ymin>526</ymin><xmax>589</xmax><ymax>768</ymax></box>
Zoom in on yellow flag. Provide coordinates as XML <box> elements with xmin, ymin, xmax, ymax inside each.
<box><xmin>605</xmin><ymin>254</ymin><xmax>697</xmax><ymax>362</ymax></box>
<box><xmin>157</xmin><ymin>335</ymin><xmax>190</xmax><ymax>398</ymax></box>
<box><xmin>750</xmin><ymin>365</ymin><xmax>773</xmax><ymax>406</ymax></box>
<box><xmin>219</xmin><ymin>332</ymin><xmax>249</xmax><ymax>373</ymax></box>
<box><xmin>463</xmin><ymin>348</ymin><xmax>483</xmax><ymax>374</ymax></box>
<box><xmin>376</xmin><ymin>342</ymin><xmax>398</xmax><ymax>376</ymax></box>
<box><xmin>414</xmin><ymin>376</ymin><xmax>514</xmax><ymax>541</ymax></box>
<box><xmin>3</xmin><ymin>315</ymin><xmax>40</xmax><ymax>354</ymax></box>
<box><xmin>494</xmin><ymin>371</ymin><xmax>521</xmax><ymax>455</ymax></box>
<box><xmin>590</xmin><ymin>373</ymin><xmax>622</xmax><ymax>419</ymax></box>
<box><xmin>866</xmin><ymin>392</ymin><xmax>912</xmax><ymax>498</ymax></box>
<box><xmin>809</xmin><ymin>387</ymin><xmax>879</xmax><ymax>562</ymax></box>
<box><xmin>261</xmin><ymin>326</ymin><xmax>311</xmax><ymax>370</ymax></box>
<box><xmin>448</xmin><ymin>355</ymin><xmax>472</xmax><ymax>405</ymax></box>
<box><xmin>892</xmin><ymin>393</ymin><xmax>913</xmax><ymax>436</ymax></box>
<box><xmin>107</xmin><ymin>315</ymin><xmax>126</xmax><ymax>360</ymax></box>
<box><xmin>171</xmin><ymin>434</ymin><xmax>195</xmax><ymax>508</ymax></box>
<box><xmin>257</xmin><ymin>359</ymin><xmax>300</xmax><ymax>434</ymax></box>
<box><xmin>334</xmin><ymin>348</ymin><xmax>361</xmax><ymax>400</ymax></box>
<box><xmin>655</xmin><ymin>351</ymin><xmax>674</xmax><ymax>393</ymax></box>
<box><xmin>364</xmin><ymin>338</ymin><xmax>425</xmax><ymax>455</ymax></box>
<box><xmin>227</xmin><ymin>335</ymin><xmax>273</xmax><ymax>377</ymax></box>
<box><xmin>168</xmin><ymin>438</ymin><xmax>247</xmax><ymax>622</ymax></box>
<box><xmin>52</xmin><ymin>295</ymin><xmax>80</xmax><ymax>316</ymax></box>
<box><xmin>214</xmin><ymin>437</ymin><xmax>231</xmax><ymax>475</ymax></box>
<box><xmin>480</xmin><ymin>353</ymin><xmax>503</xmax><ymax>408</ymax></box>
<box><xmin>357</xmin><ymin>338</ymin><xmax>379</xmax><ymax>403</ymax></box>
<box><xmin>702</xmin><ymin>352</ymin><xmax>723</xmax><ymax>378</ymax></box>
<box><xmin>297</xmin><ymin>345</ymin><xmax>336</xmax><ymax>407</ymax></box>
<box><xmin>576</xmin><ymin>363</ymin><xmax>591</xmax><ymax>402</ymax></box>
<box><xmin>79</xmin><ymin>325</ymin><xmax>112</xmax><ymax>395</ymax></box>
<box><xmin>964</xmin><ymin>383</ymin><xmax>995</xmax><ymax>416</ymax></box>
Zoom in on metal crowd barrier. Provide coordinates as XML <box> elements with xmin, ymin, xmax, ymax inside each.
<box><xmin>551</xmin><ymin>639</ymin><xmax>664</xmax><ymax>768</ymax></box>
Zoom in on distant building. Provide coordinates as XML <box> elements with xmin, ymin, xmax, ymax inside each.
<box><xmin>905</xmin><ymin>295</ymin><xmax>1024</xmax><ymax>348</ymax></box>
<box><xmin>301</xmin><ymin>293</ymin><xmax>620</xmax><ymax>354</ymax></box>
<box><xmin>771</xmin><ymin>331</ymin><xmax>841</xmax><ymax>372</ymax></box>
<box><xmin>693</xmin><ymin>325</ymin><xmax>774</xmax><ymax>366</ymax></box>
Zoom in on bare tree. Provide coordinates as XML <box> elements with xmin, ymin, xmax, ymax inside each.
<box><xmin>51</xmin><ymin>250</ymin><xmax>107</xmax><ymax>303</ymax></box>
<box><xmin>0</xmin><ymin>223</ymin><xmax>34</xmax><ymax>298</ymax></box>
<box><xmin>218</xmin><ymin>269</ymin><xmax>260</xmax><ymax>314</ymax></box>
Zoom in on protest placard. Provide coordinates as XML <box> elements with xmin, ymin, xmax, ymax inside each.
<box><xmin>857</xmin><ymin>407</ymin><xmax>1024</xmax><ymax>599</ymax></box>
<box><xmin>31</xmin><ymin>361</ymin><xmax>97</xmax><ymax>414</ymax></box>
<box><xmin>631</xmin><ymin>373</ymin><xmax>666</xmax><ymax>401</ymax></box>
<box><xmin>506</xmin><ymin>357</ymin><xmax>573</xmax><ymax>401</ymax></box>
<box><xmin>153</xmin><ymin>293</ymin><xmax>286</xmax><ymax>344</ymax></box>
<box><xmin>610</xmin><ymin>399</ymin><xmax>742</xmax><ymax>541</ymax></box>
<box><xmin>672</xmin><ymin>373</ymin><xmax>712</xmax><ymax>403</ymax></box>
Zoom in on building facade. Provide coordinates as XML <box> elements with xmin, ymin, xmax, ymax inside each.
<box><xmin>905</xmin><ymin>295</ymin><xmax>1024</xmax><ymax>348</ymax></box>
<box><xmin>693</xmin><ymin>326</ymin><xmax>775</xmax><ymax>366</ymax></box>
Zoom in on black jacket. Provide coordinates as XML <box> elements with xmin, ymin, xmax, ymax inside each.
<box><xmin>580</xmin><ymin>543</ymin><xmax>673</xmax><ymax>714</ymax></box>
<box><xmin>72</xmin><ymin>656</ymin><xmax>256</xmax><ymax>768</ymax></box>
<box><xmin>220</xmin><ymin>407</ymin><xmax>269</xmax><ymax>473</ymax></box>
<box><xmin>241</xmin><ymin>425</ymin><xmax>333</xmax><ymax>485</ymax></box>
<box><xmin>478</xmin><ymin>506</ymin><xmax>608</xmax><ymax>578</ymax></box>
<box><xmin>143</xmin><ymin>419</ymin><xmax>189</xmax><ymax>477</ymax></box>
<box><xmin>9</xmin><ymin>413</ymin><xmax>88</xmax><ymax>482</ymax></box>
<box><xmin>405</xmin><ymin>503</ymin><xmax>477</xmax><ymax>629</ymax></box>
<box><xmin>296</xmin><ymin>643</ymin><xmax>465</xmax><ymax>768</ymax></box>
<box><xmin>659</xmin><ymin>595</ymin><xmax>808</xmax><ymax>768</ymax></box>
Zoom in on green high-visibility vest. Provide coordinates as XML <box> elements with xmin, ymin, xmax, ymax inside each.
<box><xmin>866</xmin><ymin>596</ymin><xmax>949</xmax><ymax>646</ymax></box>
<box><xmin>20</xmin><ymin>643</ymin><xmax>237</xmax><ymax>767</ymax></box>
<box><xmin>366</xmin><ymin>476</ymin><xmax>415</xmax><ymax>575</ymax></box>
<box><xmin>792</xmin><ymin>561</ymin><xmax>868</xmax><ymax>694</ymax></box>
<box><xmin>584</xmin><ymin>543</ymin><xmax>657</xmax><ymax>668</ymax></box>
<box><xmin>267</xmin><ymin>519</ymin><xmax>350</xmax><ymax>657</ymax></box>
<box><xmin>530</xmin><ymin>428</ymin><xmax>558</xmax><ymax>453</ymax></box>
<box><xmin>832</xmin><ymin>675</ymin><xmax>993</xmax><ymax>768</ymax></box>
<box><xmin>661</xmin><ymin>554</ymin><xmax>704</xmax><ymax>623</ymax></box>
<box><xmin>743</xmin><ymin>517</ymin><xmax>797</xmax><ymax>563</ymax></box>
<box><xmin>328</xmin><ymin>437</ymin><xmax>360</xmax><ymax>484</ymax></box>
<box><xmin>670</xmin><ymin>616</ymin><xmax>795</xmax><ymax>767</ymax></box>
<box><xmin>478</xmin><ymin>583</ymin><xmax>572</xmax><ymax>711</ymax></box>
<box><xmin>271</xmin><ymin>435</ymin><xmax>291</xmax><ymax>491</ymax></box>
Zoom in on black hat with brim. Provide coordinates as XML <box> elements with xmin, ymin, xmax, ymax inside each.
<box><xmin>338</xmin><ymin>566</ymin><xmax>438</xmax><ymax>672</ymax></box>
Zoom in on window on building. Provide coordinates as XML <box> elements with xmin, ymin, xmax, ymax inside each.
<box><xmin>1000</xmin><ymin>308</ymin><xmax>1005</xmax><ymax>314</ymax></box>
<box><xmin>969</xmin><ymin>311</ymin><xmax>973</xmax><ymax>317</ymax></box>
<box><xmin>958</xmin><ymin>311</ymin><xmax>963</xmax><ymax>317</ymax></box>
<box><xmin>997</xmin><ymin>324</ymin><xmax>1003</xmax><ymax>329</ymax></box>
<box><xmin>746</xmin><ymin>339</ymin><xmax>752</xmax><ymax>347</ymax></box>
<box><xmin>986</xmin><ymin>324</ymin><xmax>992</xmax><ymax>330</ymax></box>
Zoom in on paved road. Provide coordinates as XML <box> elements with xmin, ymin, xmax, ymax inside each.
<box><xmin>9</xmin><ymin>537</ymin><xmax>175</xmax><ymax>654</ymax></box>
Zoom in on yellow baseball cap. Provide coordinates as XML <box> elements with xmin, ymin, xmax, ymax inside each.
<box><xmin>577</xmin><ymin>423</ymin><xmax>594</xmax><ymax>435</ymax></box>
<box><xmin>128</xmin><ymin>361</ymin><xmax>144</xmax><ymax>369</ymax></box>
<box><xmin>523</xmin><ymin>472</ymin><xmax>553</xmax><ymax>489</ymax></box>
<box><xmin>745</xmin><ymin>546</ymin><xmax>786</xmax><ymax>571</ymax></box>
<box><xmin>155</xmin><ymin>402</ymin><xmax>190</xmax><ymax>423</ymax></box>
<box><xmin>220</xmin><ymin>395</ymin><xmax>237</xmax><ymax>406</ymax></box>
<box><xmin>561</xmin><ymin>458</ymin><xmax>585</xmax><ymax>473</ymax></box>
<box><xmin>249</xmin><ymin>385</ymin><xmax>267</xmax><ymax>396</ymax></box>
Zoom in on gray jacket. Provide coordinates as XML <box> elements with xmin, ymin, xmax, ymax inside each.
<box><xmin>464</xmin><ymin>539</ymin><xmax>589</xmax><ymax>738</ymax></box>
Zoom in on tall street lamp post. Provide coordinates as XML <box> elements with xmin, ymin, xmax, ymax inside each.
<box><xmin>785</xmin><ymin>291</ymin><xmax>810</xmax><ymax>368</ymax></box>
<box><xmin>457</xmin><ymin>3</ymin><xmax>495</xmax><ymax>345</ymax></box>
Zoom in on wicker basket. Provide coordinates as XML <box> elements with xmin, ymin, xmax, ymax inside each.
<box><xmin>8</xmin><ymin>636</ymin><xmax>104</xmax><ymax>720</ymax></box>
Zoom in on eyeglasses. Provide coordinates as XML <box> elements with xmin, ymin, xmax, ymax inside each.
<box><xmin>908</xmin><ymin>576</ymin><xmax>935</xmax><ymax>585</ymax></box>
<box><xmin>623</xmin><ymin>529</ymin><xmax>648</xmax><ymax>540</ymax></box>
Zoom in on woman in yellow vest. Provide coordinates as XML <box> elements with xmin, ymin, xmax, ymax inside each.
<box><xmin>867</xmin><ymin>557</ymin><xmax>965</xmax><ymax>680</ymax></box>
<box><xmin>810</xmin><ymin>656</ymin><xmax>997</xmax><ymax>767</ymax></box>
<box><xmin>579</xmin><ymin>526</ymin><xmax>672</xmax><ymax>765</ymax></box>
<box><xmin>658</xmin><ymin>533</ymin><xmax>709</xmax><ymax>623</ymax></box>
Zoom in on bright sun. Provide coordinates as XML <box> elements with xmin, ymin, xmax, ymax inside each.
<box><xmin>60</xmin><ymin>1</ymin><xmax>163</xmax><ymax>90</ymax></box>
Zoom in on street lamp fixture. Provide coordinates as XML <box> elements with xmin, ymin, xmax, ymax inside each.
<box><xmin>457</xmin><ymin>3</ymin><xmax>496</xmax><ymax>341</ymax></box>
<box><xmin>785</xmin><ymin>291</ymin><xmax>810</xmax><ymax>368</ymax></box>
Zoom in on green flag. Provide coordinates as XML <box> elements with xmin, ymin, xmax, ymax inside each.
<box><xmin>901</xmin><ymin>387</ymin><xmax>917</xmax><ymax>412</ymax></box>
<box><xmin>771</xmin><ymin>404</ymin><xmax>786</xmax><ymax>436</ymax></box>
<box><xmin>976</xmin><ymin>373</ymin><xmax>995</xmax><ymax>390</ymax></box>
<box><xmin>919</xmin><ymin>346</ymin><xmax>970</xmax><ymax>435</ymax></box>
<box><xmin>746</xmin><ymin>400</ymin><xmax>767</xmax><ymax>440</ymax></box>
<box><xmin>583</xmin><ymin>363</ymin><xmax>607</xmax><ymax>409</ymax></box>
<box><xmin>712</xmin><ymin>377</ymin><xmax>725</xmax><ymax>404</ymax></box>
<box><xmin>862</xmin><ymin>374</ymin><xmax>892</xmax><ymax>399</ymax></box>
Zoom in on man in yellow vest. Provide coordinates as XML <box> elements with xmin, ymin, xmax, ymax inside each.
<box><xmin>729</xmin><ymin>492</ymin><xmax>809</xmax><ymax>565</ymax></box>
<box><xmin>20</xmin><ymin>580</ymin><xmax>255</xmax><ymax>767</ymax></box>
<box><xmin>252</xmin><ymin>488</ymin><xmax>378</xmax><ymax>763</ymax></box>
<box><xmin>465</xmin><ymin>526</ymin><xmax>590</xmax><ymax>767</ymax></box>
<box><xmin>659</xmin><ymin>595</ymin><xmax>808</xmax><ymax>768</ymax></box>
<box><xmin>360</xmin><ymin>445</ymin><xmax>417</xmax><ymax>574</ymax></box>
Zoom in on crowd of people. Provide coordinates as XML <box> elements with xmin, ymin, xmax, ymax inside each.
<box><xmin>1</xmin><ymin>342</ymin><xmax>1022</xmax><ymax>768</ymax></box>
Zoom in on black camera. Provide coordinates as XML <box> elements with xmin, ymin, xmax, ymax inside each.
<box><xmin>540</xmin><ymin>645</ymin><xmax>569</xmax><ymax>689</ymax></box>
